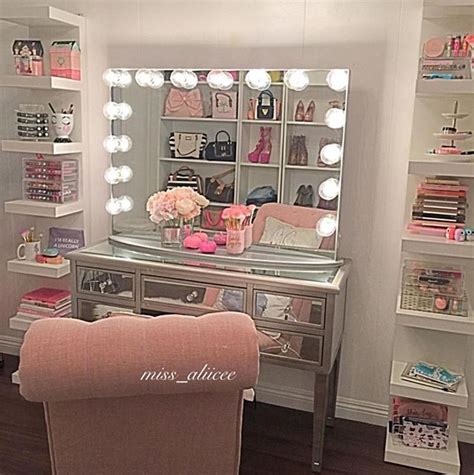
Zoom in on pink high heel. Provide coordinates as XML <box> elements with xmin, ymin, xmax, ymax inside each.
<box><xmin>259</xmin><ymin>127</ymin><xmax>272</xmax><ymax>164</ymax></box>
<box><xmin>248</xmin><ymin>126</ymin><xmax>265</xmax><ymax>163</ymax></box>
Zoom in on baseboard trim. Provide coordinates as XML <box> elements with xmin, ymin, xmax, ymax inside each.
<box><xmin>0</xmin><ymin>335</ymin><xmax>22</xmax><ymax>356</ymax></box>
<box><xmin>255</xmin><ymin>382</ymin><xmax>474</xmax><ymax>444</ymax></box>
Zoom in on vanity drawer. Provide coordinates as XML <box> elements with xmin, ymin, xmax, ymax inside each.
<box><xmin>77</xmin><ymin>266</ymin><xmax>135</xmax><ymax>301</ymax></box>
<box><xmin>253</xmin><ymin>291</ymin><xmax>325</xmax><ymax>331</ymax></box>
<box><xmin>257</xmin><ymin>325</ymin><xmax>324</xmax><ymax>367</ymax></box>
<box><xmin>77</xmin><ymin>299</ymin><xmax>135</xmax><ymax>322</ymax></box>
<box><xmin>141</xmin><ymin>276</ymin><xmax>246</xmax><ymax>316</ymax></box>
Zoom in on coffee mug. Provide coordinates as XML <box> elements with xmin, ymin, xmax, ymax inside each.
<box><xmin>17</xmin><ymin>241</ymin><xmax>40</xmax><ymax>261</ymax></box>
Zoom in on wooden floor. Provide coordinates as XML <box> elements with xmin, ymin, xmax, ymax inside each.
<box><xmin>1</xmin><ymin>354</ymin><xmax>473</xmax><ymax>475</ymax></box>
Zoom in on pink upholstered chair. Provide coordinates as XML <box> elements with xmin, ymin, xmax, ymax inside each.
<box><xmin>19</xmin><ymin>312</ymin><xmax>259</xmax><ymax>475</ymax></box>
<box><xmin>252</xmin><ymin>202</ymin><xmax>336</xmax><ymax>250</ymax></box>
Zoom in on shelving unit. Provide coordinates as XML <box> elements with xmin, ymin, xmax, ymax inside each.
<box><xmin>7</xmin><ymin>258</ymin><xmax>70</xmax><ymax>278</ymax></box>
<box><xmin>4</xmin><ymin>199</ymin><xmax>83</xmax><ymax>218</ymax></box>
<box><xmin>1</xmin><ymin>140</ymin><xmax>83</xmax><ymax>155</ymax></box>
<box><xmin>0</xmin><ymin>75</ymin><xmax>82</xmax><ymax>91</ymax></box>
<box><xmin>9</xmin><ymin>313</ymin><xmax>41</xmax><ymax>332</ymax></box>
<box><xmin>385</xmin><ymin>2</ymin><xmax>473</xmax><ymax>473</ymax></box>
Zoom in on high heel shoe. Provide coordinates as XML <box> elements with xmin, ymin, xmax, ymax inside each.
<box><xmin>248</xmin><ymin>127</ymin><xmax>264</xmax><ymax>163</ymax></box>
<box><xmin>288</xmin><ymin>135</ymin><xmax>298</xmax><ymax>165</ymax></box>
<box><xmin>294</xmin><ymin>100</ymin><xmax>305</xmax><ymax>121</ymax></box>
<box><xmin>259</xmin><ymin>127</ymin><xmax>272</xmax><ymax>164</ymax></box>
<box><xmin>304</xmin><ymin>100</ymin><xmax>315</xmax><ymax>122</ymax></box>
<box><xmin>297</xmin><ymin>136</ymin><xmax>308</xmax><ymax>166</ymax></box>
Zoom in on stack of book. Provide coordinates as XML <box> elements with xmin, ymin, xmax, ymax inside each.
<box><xmin>389</xmin><ymin>396</ymin><xmax>449</xmax><ymax>450</ymax></box>
<box><xmin>402</xmin><ymin>361</ymin><xmax>464</xmax><ymax>393</ymax></box>
<box><xmin>17</xmin><ymin>288</ymin><xmax>71</xmax><ymax>320</ymax></box>
<box><xmin>409</xmin><ymin>176</ymin><xmax>468</xmax><ymax>235</ymax></box>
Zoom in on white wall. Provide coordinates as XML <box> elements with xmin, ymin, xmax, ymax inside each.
<box><xmin>1</xmin><ymin>0</ymin><xmax>472</xmax><ymax>437</ymax></box>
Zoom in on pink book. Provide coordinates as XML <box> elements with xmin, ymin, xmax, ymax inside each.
<box><xmin>22</xmin><ymin>288</ymin><xmax>71</xmax><ymax>308</ymax></box>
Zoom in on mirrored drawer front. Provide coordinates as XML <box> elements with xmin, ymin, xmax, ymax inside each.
<box><xmin>77</xmin><ymin>299</ymin><xmax>135</xmax><ymax>322</ymax></box>
<box><xmin>77</xmin><ymin>267</ymin><xmax>135</xmax><ymax>300</ymax></box>
<box><xmin>253</xmin><ymin>291</ymin><xmax>325</xmax><ymax>329</ymax></box>
<box><xmin>257</xmin><ymin>326</ymin><xmax>323</xmax><ymax>366</ymax></box>
<box><xmin>142</xmin><ymin>276</ymin><xmax>245</xmax><ymax>315</ymax></box>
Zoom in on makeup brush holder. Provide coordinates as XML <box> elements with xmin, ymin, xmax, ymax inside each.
<box><xmin>52</xmin><ymin>113</ymin><xmax>74</xmax><ymax>143</ymax></box>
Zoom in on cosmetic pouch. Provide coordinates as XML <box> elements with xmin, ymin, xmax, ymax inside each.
<box><xmin>203</xmin><ymin>130</ymin><xmax>236</xmax><ymax>162</ymax></box>
<box><xmin>166</xmin><ymin>166</ymin><xmax>204</xmax><ymax>194</ymax></box>
<box><xmin>164</xmin><ymin>87</ymin><xmax>204</xmax><ymax>117</ymax></box>
<box><xmin>246</xmin><ymin>186</ymin><xmax>277</xmax><ymax>207</ymax></box>
<box><xmin>256</xmin><ymin>90</ymin><xmax>276</xmax><ymax>120</ymax></box>
<box><xmin>211</xmin><ymin>91</ymin><xmax>237</xmax><ymax>119</ymax></box>
<box><xmin>201</xmin><ymin>207</ymin><xmax>226</xmax><ymax>231</ymax></box>
<box><xmin>169</xmin><ymin>132</ymin><xmax>207</xmax><ymax>159</ymax></box>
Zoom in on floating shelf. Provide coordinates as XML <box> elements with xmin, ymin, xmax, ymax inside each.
<box><xmin>11</xmin><ymin>370</ymin><xmax>20</xmax><ymax>386</ymax></box>
<box><xmin>286</xmin><ymin>121</ymin><xmax>326</xmax><ymax>127</ymax></box>
<box><xmin>4</xmin><ymin>200</ymin><xmax>83</xmax><ymax>218</ymax></box>
<box><xmin>0</xmin><ymin>75</ymin><xmax>82</xmax><ymax>91</ymax></box>
<box><xmin>240</xmin><ymin>163</ymin><xmax>280</xmax><ymax>168</ymax></box>
<box><xmin>285</xmin><ymin>165</ymin><xmax>340</xmax><ymax>171</ymax></box>
<box><xmin>384</xmin><ymin>428</ymin><xmax>460</xmax><ymax>475</ymax></box>
<box><xmin>241</xmin><ymin>120</ymin><xmax>282</xmax><ymax>125</ymax></box>
<box><xmin>390</xmin><ymin>360</ymin><xmax>468</xmax><ymax>408</ymax></box>
<box><xmin>159</xmin><ymin>157</ymin><xmax>236</xmax><ymax>166</ymax></box>
<box><xmin>1</xmin><ymin>140</ymin><xmax>82</xmax><ymax>155</ymax></box>
<box><xmin>161</xmin><ymin>116</ymin><xmax>238</xmax><ymax>123</ymax></box>
<box><xmin>409</xmin><ymin>158</ymin><xmax>474</xmax><ymax>177</ymax></box>
<box><xmin>416</xmin><ymin>79</ymin><xmax>474</xmax><ymax>96</ymax></box>
<box><xmin>401</xmin><ymin>232</ymin><xmax>474</xmax><ymax>259</ymax></box>
<box><xmin>0</xmin><ymin>5</ymin><xmax>84</xmax><ymax>28</ymax></box>
<box><xmin>10</xmin><ymin>313</ymin><xmax>41</xmax><ymax>332</ymax></box>
<box><xmin>396</xmin><ymin>298</ymin><xmax>474</xmax><ymax>335</ymax></box>
<box><xmin>7</xmin><ymin>258</ymin><xmax>70</xmax><ymax>278</ymax></box>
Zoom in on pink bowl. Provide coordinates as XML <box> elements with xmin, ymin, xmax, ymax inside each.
<box><xmin>199</xmin><ymin>240</ymin><xmax>217</xmax><ymax>254</ymax></box>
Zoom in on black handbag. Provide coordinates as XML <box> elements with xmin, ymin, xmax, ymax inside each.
<box><xmin>205</xmin><ymin>168</ymin><xmax>235</xmax><ymax>203</ymax></box>
<box><xmin>167</xmin><ymin>166</ymin><xmax>204</xmax><ymax>194</ymax></box>
<box><xmin>204</xmin><ymin>130</ymin><xmax>236</xmax><ymax>162</ymax></box>
<box><xmin>256</xmin><ymin>90</ymin><xmax>276</xmax><ymax>120</ymax></box>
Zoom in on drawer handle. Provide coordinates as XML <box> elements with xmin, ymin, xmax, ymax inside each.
<box><xmin>185</xmin><ymin>290</ymin><xmax>200</xmax><ymax>303</ymax></box>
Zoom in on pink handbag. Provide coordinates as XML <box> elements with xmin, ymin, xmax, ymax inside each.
<box><xmin>212</xmin><ymin>91</ymin><xmax>237</xmax><ymax>119</ymax></box>
<box><xmin>164</xmin><ymin>88</ymin><xmax>204</xmax><ymax>118</ymax></box>
<box><xmin>201</xmin><ymin>207</ymin><xmax>226</xmax><ymax>231</ymax></box>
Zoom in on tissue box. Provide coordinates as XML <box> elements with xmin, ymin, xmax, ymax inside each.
<box><xmin>50</xmin><ymin>41</ymin><xmax>81</xmax><ymax>80</ymax></box>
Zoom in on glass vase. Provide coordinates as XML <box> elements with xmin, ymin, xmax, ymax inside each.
<box><xmin>160</xmin><ymin>218</ymin><xmax>194</xmax><ymax>248</ymax></box>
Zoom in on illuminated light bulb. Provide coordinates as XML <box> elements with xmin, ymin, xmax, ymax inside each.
<box><xmin>102</xmin><ymin>69</ymin><xmax>132</xmax><ymax>88</ymax></box>
<box><xmin>283</xmin><ymin>69</ymin><xmax>309</xmax><ymax>91</ymax></box>
<box><xmin>320</xmin><ymin>143</ymin><xmax>342</xmax><ymax>166</ymax></box>
<box><xmin>105</xmin><ymin>197</ymin><xmax>122</xmax><ymax>215</ymax></box>
<box><xmin>118</xmin><ymin>135</ymin><xmax>132</xmax><ymax>152</ymax></box>
<box><xmin>104</xmin><ymin>166</ymin><xmax>121</xmax><ymax>185</ymax></box>
<box><xmin>135</xmin><ymin>69</ymin><xmax>152</xmax><ymax>87</ymax></box>
<box><xmin>318</xmin><ymin>177</ymin><xmax>340</xmax><ymax>201</ymax></box>
<box><xmin>103</xmin><ymin>102</ymin><xmax>132</xmax><ymax>120</ymax></box>
<box><xmin>316</xmin><ymin>214</ymin><xmax>337</xmax><ymax>237</ymax></box>
<box><xmin>324</xmin><ymin>108</ymin><xmax>345</xmax><ymax>129</ymax></box>
<box><xmin>148</xmin><ymin>70</ymin><xmax>165</xmax><ymax>89</ymax></box>
<box><xmin>103</xmin><ymin>135</ymin><xmax>121</xmax><ymax>153</ymax></box>
<box><xmin>326</xmin><ymin>69</ymin><xmax>348</xmax><ymax>92</ymax></box>
<box><xmin>245</xmin><ymin>69</ymin><xmax>271</xmax><ymax>91</ymax></box>
<box><xmin>207</xmin><ymin>70</ymin><xmax>234</xmax><ymax>90</ymax></box>
<box><xmin>171</xmin><ymin>69</ymin><xmax>198</xmax><ymax>89</ymax></box>
<box><xmin>118</xmin><ymin>165</ymin><xmax>133</xmax><ymax>183</ymax></box>
<box><xmin>118</xmin><ymin>195</ymin><xmax>134</xmax><ymax>212</ymax></box>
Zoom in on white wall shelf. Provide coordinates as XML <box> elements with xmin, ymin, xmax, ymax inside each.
<box><xmin>159</xmin><ymin>157</ymin><xmax>236</xmax><ymax>166</ymax></box>
<box><xmin>4</xmin><ymin>200</ymin><xmax>83</xmax><ymax>218</ymax></box>
<box><xmin>401</xmin><ymin>233</ymin><xmax>474</xmax><ymax>259</ymax></box>
<box><xmin>385</xmin><ymin>428</ymin><xmax>460</xmax><ymax>475</ymax></box>
<box><xmin>11</xmin><ymin>370</ymin><xmax>20</xmax><ymax>386</ymax></box>
<box><xmin>1</xmin><ymin>140</ymin><xmax>82</xmax><ymax>155</ymax></box>
<box><xmin>9</xmin><ymin>314</ymin><xmax>41</xmax><ymax>332</ymax></box>
<box><xmin>390</xmin><ymin>360</ymin><xmax>468</xmax><ymax>408</ymax></box>
<box><xmin>286</xmin><ymin>121</ymin><xmax>326</xmax><ymax>127</ymax></box>
<box><xmin>0</xmin><ymin>75</ymin><xmax>82</xmax><ymax>92</ymax></box>
<box><xmin>161</xmin><ymin>116</ymin><xmax>238</xmax><ymax>123</ymax></box>
<box><xmin>408</xmin><ymin>158</ymin><xmax>474</xmax><ymax>177</ymax></box>
<box><xmin>0</xmin><ymin>5</ymin><xmax>85</xmax><ymax>28</ymax></box>
<box><xmin>396</xmin><ymin>299</ymin><xmax>474</xmax><ymax>335</ymax></box>
<box><xmin>7</xmin><ymin>258</ymin><xmax>70</xmax><ymax>278</ymax></box>
<box><xmin>416</xmin><ymin>79</ymin><xmax>474</xmax><ymax>96</ymax></box>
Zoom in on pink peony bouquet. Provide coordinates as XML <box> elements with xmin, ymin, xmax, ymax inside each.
<box><xmin>146</xmin><ymin>187</ymin><xmax>209</xmax><ymax>224</ymax></box>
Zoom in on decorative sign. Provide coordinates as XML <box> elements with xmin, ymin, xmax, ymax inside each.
<box><xmin>48</xmin><ymin>227</ymin><xmax>85</xmax><ymax>255</ymax></box>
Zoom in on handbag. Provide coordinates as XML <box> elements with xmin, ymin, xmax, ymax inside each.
<box><xmin>201</xmin><ymin>206</ymin><xmax>226</xmax><ymax>231</ymax></box>
<box><xmin>205</xmin><ymin>168</ymin><xmax>235</xmax><ymax>203</ymax></box>
<box><xmin>166</xmin><ymin>166</ymin><xmax>204</xmax><ymax>194</ymax></box>
<box><xmin>294</xmin><ymin>184</ymin><xmax>314</xmax><ymax>207</ymax></box>
<box><xmin>169</xmin><ymin>132</ymin><xmax>207</xmax><ymax>159</ymax></box>
<box><xmin>246</xmin><ymin>186</ymin><xmax>277</xmax><ymax>206</ymax></box>
<box><xmin>203</xmin><ymin>130</ymin><xmax>236</xmax><ymax>162</ymax></box>
<box><xmin>211</xmin><ymin>91</ymin><xmax>237</xmax><ymax>119</ymax></box>
<box><xmin>256</xmin><ymin>90</ymin><xmax>276</xmax><ymax>120</ymax></box>
<box><xmin>164</xmin><ymin>88</ymin><xmax>204</xmax><ymax>117</ymax></box>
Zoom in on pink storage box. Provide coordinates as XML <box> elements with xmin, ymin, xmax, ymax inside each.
<box><xmin>50</xmin><ymin>41</ymin><xmax>81</xmax><ymax>80</ymax></box>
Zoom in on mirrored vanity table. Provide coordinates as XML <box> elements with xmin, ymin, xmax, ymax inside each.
<box><xmin>80</xmin><ymin>67</ymin><xmax>352</xmax><ymax>471</ymax></box>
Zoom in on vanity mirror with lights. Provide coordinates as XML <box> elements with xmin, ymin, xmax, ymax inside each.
<box><xmin>67</xmin><ymin>68</ymin><xmax>351</xmax><ymax>472</ymax></box>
